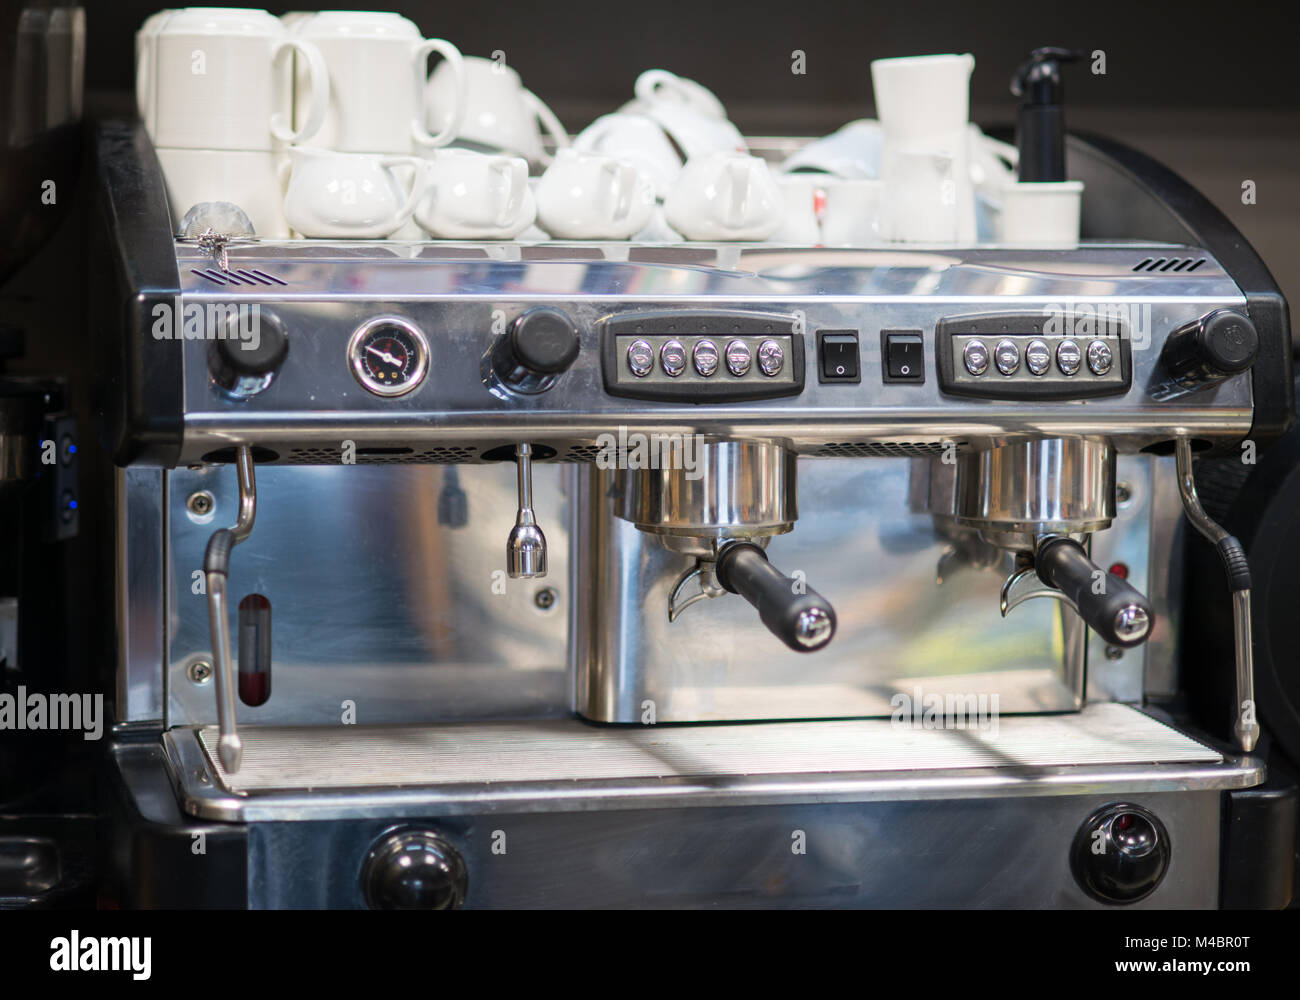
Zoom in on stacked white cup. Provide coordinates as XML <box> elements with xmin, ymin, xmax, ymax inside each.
<box><xmin>284</xmin><ymin>10</ymin><xmax>471</xmax><ymax>239</ymax></box>
<box><xmin>135</xmin><ymin>7</ymin><xmax>330</xmax><ymax>238</ymax></box>
<box><xmin>871</xmin><ymin>53</ymin><xmax>978</xmax><ymax>243</ymax></box>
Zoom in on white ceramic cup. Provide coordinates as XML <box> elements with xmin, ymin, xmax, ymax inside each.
<box><xmin>283</xmin><ymin>146</ymin><xmax>428</xmax><ymax>238</ymax></box>
<box><xmin>417</xmin><ymin>149</ymin><xmax>535</xmax><ymax>239</ymax></box>
<box><xmin>631</xmin><ymin>69</ymin><xmax>728</xmax><ymax>119</ymax></box>
<box><xmin>427</xmin><ymin>55</ymin><xmax>567</xmax><ymax>165</ymax></box>
<box><xmin>574</xmin><ymin>112</ymin><xmax>684</xmax><ymax>199</ymax></box>
<box><xmin>772</xmin><ymin>175</ymin><xmax>821</xmax><ymax>243</ymax></box>
<box><xmin>871</xmin><ymin>53</ymin><xmax>975</xmax><ymax>140</ymax></box>
<box><xmin>821</xmin><ymin>178</ymin><xmax>885</xmax><ymax>245</ymax></box>
<box><xmin>535</xmin><ymin>149</ymin><xmax>655</xmax><ymax>240</ymax></box>
<box><xmin>780</xmin><ymin>120</ymin><xmax>883</xmax><ymax>179</ymax></box>
<box><xmin>156</xmin><ymin>146</ymin><xmax>289</xmax><ymax>237</ymax></box>
<box><xmin>294</xmin><ymin>10</ymin><xmax>464</xmax><ymax>154</ymax></box>
<box><xmin>665</xmin><ymin>153</ymin><xmax>784</xmax><ymax>241</ymax></box>
<box><xmin>142</xmin><ymin>7</ymin><xmax>328</xmax><ymax>152</ymax></box>
<box><xmin>999</xmin><ymin>180</ymin><xmax>1084</xmax><ymax>245</ymax></box>
<box><xmin>879</xmin><ymin>143</ymin><xmax>972</xmax><ymax>243</ymax></box>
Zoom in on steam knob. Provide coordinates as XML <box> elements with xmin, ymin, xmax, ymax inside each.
<box><xmin>491</xmin><ymin>307</ymin><xmax>579</xmax><ymax>393</ymax></box>
<box><xmin>362</xmin><ymin>830</ymin><xmax>467</xmax><ymax>910</ymax></box>
<box><xmin>1160</xmin><ymin>309</ymin><xmax>1258</xmax><ymax>391</ymax></box>
<box><xmin>207</xmin><ymin>310</ymin><xmax>287</xmax><ymax>398</ymax></box>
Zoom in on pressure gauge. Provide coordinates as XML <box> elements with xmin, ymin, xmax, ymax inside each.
<box><xmin>348</xmin><ymin>317</ymin><xmax>429</xmax><ymax>397</ymax></box>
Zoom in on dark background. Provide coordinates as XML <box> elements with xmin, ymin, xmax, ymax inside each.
<box><xmin>79</xmin><ymin>0</ymin><xmax>1300</xmax><ymax>311</ymax></box>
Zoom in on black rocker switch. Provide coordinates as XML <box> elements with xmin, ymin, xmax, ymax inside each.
<box><xmin>818</xmin><ymin>331</ymin><xmax>860</xmax><ymax>383</ymax></box>
<box><xmin>883</xmin><ymin>331</ymin><xmax>925</xmax><ymax>383</ymax></box>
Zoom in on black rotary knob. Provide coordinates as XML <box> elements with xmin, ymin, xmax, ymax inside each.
<box><xmin>361</xmin><ymin>830</ymin><xmax>467</xmax><ymax>910</ymax></box>
<box><xmin>1070</xmin><ymin>803</ymin><xmax>1171</xmax><ymax>904</ymax></box>
<box><xmin>490</xmin><ymin>307</ymin><xmax>579</xmax><ymax>393</ymax></box>
<box><xmin>208</xmin><ymin>309</ymin><xmax>288</xmax><ymax>398</ymax></box>
<box><xmin>1159</xmin><ymin>309</ymin><xmax>1258</xmax><ymax>392</ymax></box>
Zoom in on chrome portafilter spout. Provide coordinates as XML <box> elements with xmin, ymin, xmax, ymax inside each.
<box><xmin>203</xmin><ymin>444</ymin><xmax>257</xmax><ymax>774</ymax></box>
<box><xmin>925</xmin><ymin>437</ymin><xmax>1154</xmax><ymax>649</ymax></box>
<box><xmin>1175</xmin><ymin>437</ymin><xmax>1258</xmax><ymax>753</ymax></box>
<box><xmin>507</xmin><ymin>442</ymin><xmax>547</xmax><ymax>578</ymax></box>
<box><xmin>615</xmin><ymin>440</ymin><xmax>837</xmax><ymax>653</ymax></box>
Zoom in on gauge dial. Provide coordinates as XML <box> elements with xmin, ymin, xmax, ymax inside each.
<box><xmin>349</xmin><ymin>318</ymin><xmax>429</xmax><ymax>397</ymax></box>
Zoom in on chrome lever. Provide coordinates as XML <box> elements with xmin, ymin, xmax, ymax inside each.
<box><xmin>203</xmin><ymin>445</ymin><xmax>256</xmax><ymax>773</ymax></box>
<box><xmin>1175</xmin><ymin>437</ymin><xmax>1258</xmax><ymax>753</ymax></box>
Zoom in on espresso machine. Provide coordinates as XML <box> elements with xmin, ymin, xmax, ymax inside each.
<box><xmin>93</xmin><ymin>110</ymin><xmax>1292</xmax><ymax>908</ymax></box>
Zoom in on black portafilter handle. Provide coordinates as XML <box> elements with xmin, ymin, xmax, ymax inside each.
<box><xmin>1011</xmin><ymin>47</ymin><xmax>1080</xmax><ymax>183</ymax></box>
<box><xmin>1035</xmin><ymin>536</ymin><xmax>1153</xmax><ymax>647</ymax></box>
<box><xmin>715</xmin><ymin>542</ymin><xmax>836</xmax><ymax>653</ymax></box>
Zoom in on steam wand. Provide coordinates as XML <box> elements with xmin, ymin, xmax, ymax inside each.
<box><xmin>1174</xmin><ymin>437</ymin><xmax>1258</xmax><ymax>753</ymax></box>
<box><xmin>203</xmin><ymin>444</ymin><xmax>257</xmax><ymax>773</ymax></box>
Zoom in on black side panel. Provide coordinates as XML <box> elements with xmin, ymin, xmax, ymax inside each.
<box><xmin>1068</xmin><ymin>132</ymin><xmax>1294</xmax><ymax>445</ymax></box>
<box><xmin>91</xmin><ymin>119</ymin><xmax>182</xmax><ymax>467</ymax></box>
<box><xmin>105</xmin><ymin>741</ymin><xmax>248</xmax><ymax>909</ymax></box>
<box><xmin>1220</xmin><ymin>767</ymin><xmax>1297</xmax><ymax>909</ymax></box>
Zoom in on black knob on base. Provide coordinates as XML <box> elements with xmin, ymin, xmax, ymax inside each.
<box><xmin>490</xmin><ymin>307</ymin><xmax>579</xmax><ymax>393</ymax></box>
<box><xmin>1070</xmin><ymin>803</ymin><xmax>1170</xmax><ymax>904</ymax></box>
<box><xmin>208</xmin><ymin>310</ymin><xmax>288</xmax><ymax>398</ymax></box>
<box><xmin>361</xmin><ymin>830</ymin><xmax>467</xmax><ymax>910</ymax></box>
<box><xmin>1159</xmin><ymin>309</ymin><xmax>1258</xmax><ymax>393</ymax></box>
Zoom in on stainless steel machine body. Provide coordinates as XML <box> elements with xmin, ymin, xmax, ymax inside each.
<box><xmin>95</xmin><ymin>121</ymin><xmax>1290</xmax><ymax>908</ymax></box>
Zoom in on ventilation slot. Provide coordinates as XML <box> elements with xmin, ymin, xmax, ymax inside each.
<box><xmin>562</xmin><ymin>445</ymin><xmax>603</xmax><ymax>462</ymax></box>
<box><xmin>814</xmin><ymin>442</ymin><xmax>948</xmax><ymax>458</ymax></box>
<box><xmin>191</xmin><ymin>267</ymin><xmax>288</xmax><ymax>286</ymax></box>
<box><xmin>1131</xmin><ymin>257</ymin><xmax>1205</xmax><ymax>273</ymax></box>
<box><xmin>284</xmin><ymin>446</ymin><xmax>476</xmax><ymax>465</ymax></box>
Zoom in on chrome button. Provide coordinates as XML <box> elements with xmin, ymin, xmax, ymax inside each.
<box><xmin>962</xmin><ymin>339</ymin><xmax>990</xmax><ymax>376</ymax></box>
<box><xmin>693</xmin><ymin>339</ymin><xmax>720</xmax><ymax>377</ymax></box>
<box><xmin>757</xmin><ymin>339</ymin><xmax>784</xmax><ymax>377</ymax></box>
<box><xmin>994</xmin><ymin>339</ymin><xmax>1020</xmax><ymax>376</ymax></box>
<box><xmin>1025</xmin><ymin>339</ymin><xmax>1051</xmax><ymax>376</ymax></box>
<box><xmin>1087</xmin><ymin>339</ymin><xmax>1114</xmax><ymax>376</ymax></box>
<box><xmin>725</xmin><ymin>339</ymin><xmax>752</xmax><ymax>377</ymax></box>
<box><xmin>627</xmin><ymin>339</ymin><xmax>654</xmax><ymax>377</ymax></box>
<box><xmin>660</xmin><ymin>339</ymin><xmax>687</xmax><ymax>377</ymax></box>
<box><xmin>1056</xmin><ymin>339</ymin><xmax>1082</xmax><ymax>376</ymax></box>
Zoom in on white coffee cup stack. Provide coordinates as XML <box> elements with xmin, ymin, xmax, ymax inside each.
<box><xmin>135</xmin><ymin>7</ymin><xmax>330</xmax><ymax>238</ymax></box>
<box><xmin>871</xmin><ymin>53</ymin><xmax>978</xmax><ymax>244</ymax></box>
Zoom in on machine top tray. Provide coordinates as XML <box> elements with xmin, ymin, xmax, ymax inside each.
<box><xmin>167</xmin><ymin>703</ymin><xmax>1258</xmax><ymax>822</ymax></box>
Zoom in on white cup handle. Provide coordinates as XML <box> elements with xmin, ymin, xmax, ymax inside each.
<box><xmin>522</xmin><ymin>88</ymin><xmax>569</xmax><ymax>165</ymax></box>
<box><xmin>491</xmin><ymin>158</ymin><xmax>528</xmax><ymax>229</ymax></box>
<box><xmin>413</xmin><ymin>39</ymin><xmax>465</xmax><ymax>149</ymax></box>
<box><xmin>135</xmin><ymin>41</ymin><xmax>151</xmax><ymax>126</ymax></box>
<box><xmin>634</xmin><ymin>69</ymin><xmax>678</xmax><ymax>105</ymax></box>
<box><xmin>271</xmin><ymin>39</ymin><xmax>328</xmax><ymax>144</ymax></box>
<box><xmin>381</xmin><ymin>156</ymin><xmax>430</xmax><ymax>227</ymax></box>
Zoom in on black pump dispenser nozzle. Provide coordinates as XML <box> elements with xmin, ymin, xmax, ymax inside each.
<box><xmin>1012</xmin><ymin>47</ymin><xmax>1080</xmax><ymax>183</ymax></box>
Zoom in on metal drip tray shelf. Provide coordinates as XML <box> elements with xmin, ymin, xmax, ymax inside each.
<box><xmin>167</xmin><ymin>704</ymin><xmax>1258</xmax><ymax>822</ymax></box>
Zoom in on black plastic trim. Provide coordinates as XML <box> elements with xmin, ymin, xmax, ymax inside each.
<box><xmin>1068</xmin><ymin>132</ymin><xmax>1294</xmax><ymax>444</ymax></box>
<box><xmin>91</xmin><ymin>120</ymin><xmax>183</xmax><ymax>467</ymax></box>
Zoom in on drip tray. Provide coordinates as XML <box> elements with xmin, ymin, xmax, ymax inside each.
<box><xmin>167</xmin><ymin>703</ymin><xmax>1258</xmax><ymax>822</ymax></box>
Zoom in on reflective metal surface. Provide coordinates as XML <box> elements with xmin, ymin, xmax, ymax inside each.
<box><xmin>948</xmin><ymin>437</ymin><xmax>1117</xmax><ymax>538</ymax></box>
<box><xmin>169</xmin><ymin>244</ymin><xmax>1252</xmax><ymax>464</ymax></box>
<box><xmin>574</xmin><ymin>459</ymin><xmax>1100</xmax><ymax>723</ymax></box>
<box><xmin>614</xmin><ymin>439</ymin><xmax>796</xmax><ymax>540</ymax></box>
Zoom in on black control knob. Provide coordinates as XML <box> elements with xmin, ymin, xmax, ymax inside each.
<box><xmin>1070</xmin><ymin>803</ymin><xmax>1171</xmax><ymax>904</ymax></box>
<box><xmin>1159</xmin><ymin>309</ymin><xmax>1258</xmax><ymax>392</ymax></box>
<box><xmin>490</xmin><ymin>307</ymin><xmax>579</xmax><ymax>393</ymax></box>
<box><xmin>207</xmin><ymin>309</ymin><xmax>288</xmax><ymax>398</ymax></box>
<box><xmin>361</xmin><ymin>830</ymin><xmax>467</xmax><ymax>910</ymax></box>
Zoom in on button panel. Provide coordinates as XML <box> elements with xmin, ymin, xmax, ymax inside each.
<box><xmin>936</xmin><ymin>313</ymin><xmax>1130</xmax><ymax>400</ymax></box>
<box><xmin>604</xmin><ymin>311</ymin><xmax>803</xmax><ymax>402</ymax></box>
